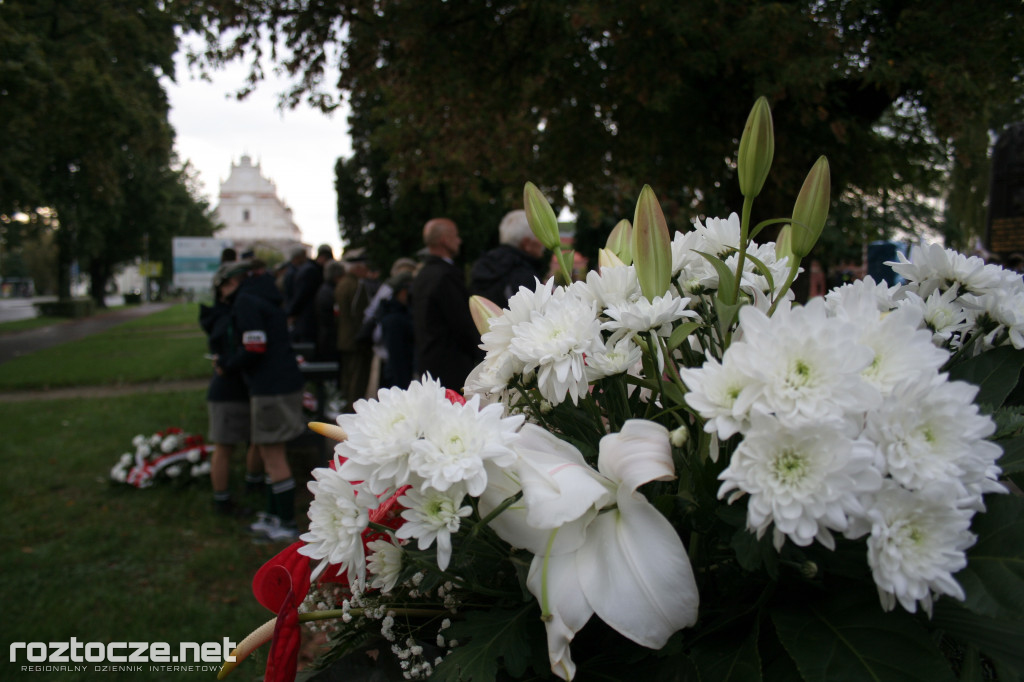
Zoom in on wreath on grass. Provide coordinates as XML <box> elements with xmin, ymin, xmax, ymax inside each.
<box><xmin>109</xmin><ymin>427</ymin><xmax>211</xmax><ymax>488</ymax></box>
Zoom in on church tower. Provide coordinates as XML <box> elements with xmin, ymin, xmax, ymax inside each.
<box><xmin>213</xmin><ymin>155</ymin><xmax>305</xmax><ymax>256</ymax></box>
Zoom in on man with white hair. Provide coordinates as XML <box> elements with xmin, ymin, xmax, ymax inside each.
<box><xmin>469</xmin><ymin>209</ymin><xmax>546</xmax><ymax>309</ymax></box>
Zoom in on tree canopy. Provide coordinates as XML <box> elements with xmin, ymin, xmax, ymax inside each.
<box><xmin>0</xmin><ymin>0</ymin><xmax>218</xmax><ymax>302</ymax></box>
<box><xmin>183</xmin><ymin>1</ymin><xmax>1023</xmax><ymax>271</ymax></box>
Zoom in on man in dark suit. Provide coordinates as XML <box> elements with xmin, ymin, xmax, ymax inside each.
<box><xmin>411</xmin><ymin>218</ymin><xmax>481</xmax><ymax>391</ymax></box>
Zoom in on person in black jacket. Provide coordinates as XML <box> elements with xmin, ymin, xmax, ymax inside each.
<box><xmin>379</xmin><ymin>270</ymin><xmax>416</xmax><ymax>389</ymax></box>
<box><xmin>287</xmin><ymin>244</ymin><xmax>332</xmax><ymax>344</ymax></box>
<box><xmin>314</xmin><ymin>259</ymin><xmax>344</xmax><ymax>362</ymax></box>
<box><xmin>201</xmin><ymin>261</ymin><xmax>262</xmax><ymax>516</ymax></box>
<box><xmin>411</xmin><ymin>218</ymin><xmax>482</xmax><ymax>391</ymax></box>
<box><xmin>469</xmin><ymin>209</ymin><xmax>546</xmax><ymax>310</ymax></box>
<box><xmin>219</xmin><ymin>260</ymin><xmax>307</xmax><ymax>542</ymax></box>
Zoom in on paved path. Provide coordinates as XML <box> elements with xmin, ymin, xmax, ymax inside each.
<box><xmin>0</xmin><ymin>302</ymin><xmax>173</xmax><ymax>365</ymax></box>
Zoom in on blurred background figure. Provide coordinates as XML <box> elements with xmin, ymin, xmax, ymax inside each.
<box><xmin>200</xmin><ymin>260</ymin><xmax>262</xmax><ymax>517</ymax></box>
<box><xmin>470</xmin><ymin>209</ymin><xmax>546</xmax><ymax>309</ymax></box>
<box><xmin>378</xmin><ymin>269</ymin><xmax>416</xmax><ymax>389</ymax></box>
<box><xmin>334</xmin><ymin>248</ymin><xmax>374</xmax><ymax>412</ymax></box>
<box><xmin>412</xmin><ymin>218</ymin><xmax>481</xmax><ymax>391</ymax></box>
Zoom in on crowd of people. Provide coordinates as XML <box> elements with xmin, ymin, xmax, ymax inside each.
<box><xmin>198</xmin><ymin>211</ymin><xmax>549</xmax><ymax>542</ymax></box>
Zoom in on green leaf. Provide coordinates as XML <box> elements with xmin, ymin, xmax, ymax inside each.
<box><xmin>695</xmin><ymin>250</ymin><xmax>738</xmax><ymax>306</ymax></box>
<box><xmin>730</xmin><ymin>526</ymin><xmax>779</xmax><ymax>578</ymax></box>
<box><xmin>690</xmin><ymin>620</ymin><xmax>762</xmax><ymax>682</ymax></box>
<box><xmin>743</xmin><ymin>251</ymin><xmax>776</xmax><ymax>293</ymax></box>
<box><xmin>431</xmin><ymin>604</ymin><xmax>539</xmax><ymax>681</ymax></box>
<box><xmin>995</xmin><ymin>435</ymin><xmax>1024</xmax><ymax>474</ymax></box>
<box><xmin>932</xmin><ymin>599</ymin><xmax>1024</xmax><ymax>675</ymax></box>
<box><xmin>956</xmin><ymin>494</ymin><xmax>1024</xmax><ymax>620</ymax></box>
<box><xmin>771</xmin><ymin>591</ymin><xmax>956</xmax><ymax>682</ymax></box>
<box><xmin>667</xmin><ymin>321</ymin><xmax>702</xmax><ymax>352</ymax></box>
<box><xmin>947</xmin><ymin>346</ymin><xmax>1024</xmax><ymax>409</ymax></box>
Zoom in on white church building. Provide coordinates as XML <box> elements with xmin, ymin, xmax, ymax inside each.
<box><xmin>213</xmin><ymin>155</ymin><xmax>305</xmax><ymax>257</ymax></box>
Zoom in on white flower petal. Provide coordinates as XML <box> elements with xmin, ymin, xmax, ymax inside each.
<box><xmin>577</xmin><ymin>486</ymin><xmax>699</xmax><ymax>649</ymax></box>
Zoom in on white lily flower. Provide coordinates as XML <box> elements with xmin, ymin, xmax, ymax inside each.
<box><xmin>493</xmin><ymin>420</ymin><xmax>699</xmax><ymax>680</ymax></box>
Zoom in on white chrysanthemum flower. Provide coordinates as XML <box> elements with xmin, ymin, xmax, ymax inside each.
<box><xmin>670</xmin><ymin>216</ymin><xmax>741</xmax><ymax>284</ymax></box>
<box><xmin>575</xmin><ymin>264</ymin><xmax>642</xmax><ymax>310</ymax></box>
<box><xmin>890</xmin><ymin>243</ymin><xmax>1012</xmax><ymax>298</ymax></box>
<box><xmin>469</xmin><ymin>279</ymin><xmax>558</xmax><ymax>398</ymax></box>
<box><xmin>585</xmin><ymin>335</ymin><xmax>643</xmax><ymax>380</ymax></box>
<box><xmin>828</xmin><ymin>288</ymin><xmax>948</xmax><ymax>395</ymax></box>
<box><xmin>977</xmin><ymin>288</ymin><xmax>1024</xmax><ymax>350</ymax></box>
<box><xmin>396</xmin><ymin>487</ymin><xmax>473</xmax><ymax>571</ymax></box>
<box><xmin>680</xmin><ymin>357</ymin><xmax>760</xmax><ymax>439</ymax></box>
<box><xmin>729</xmin><ymin>300</ymin><xmax>881</xmax><ymax>424</ymax></box>
<box><xmin>299</xmin><ymin>467</ymin><xmax>374</xmax><ymax>585</ymax></box>
<box><xmin>825</xmin><ymin>276</ymin><xmax>902</xmax><ymax>315</ymax></box>
<box><xmin>366</xmin><ymin>539</ymin><xmax>404</xmax><ymax>593</ymax></box>
<box><xmin>865</xmin><ymin>482</ymin><xmax>976</xmax><ymax>615</ymax></box>
<box><xmin>895</xmin><ymin>287</ymin><xmax>969</xmax><ymax>348</ymax></box>
<box><xmin>727</xmin><ymin>242</ymin><xmax>792</xmax><ymax>297</ymax></box>
<box><xmin>864</xmin><ymin>376</ymin><xmax>1003</xmax><ymax>507</ymax></box>
<box><xmin>336</xmin><ymin>378</ymin><xmax>452</xmax><ymax>494</ymax></box>
<box><xmin>602</xmin><ymin>293</ymin><xmax>697</xmax><ymax>340</ymax></box>
<box><xmin>407</xmin><ymin>396</ymin><xmax>522</xmax><ymax>496</ymax></box>
<box><xmin>719</xmin><ymin>414</ymin><xmax>882</xmax><ymax>551</ymax></box>
<box><xmin>508</xmin><ymin>290</ymin><xmax>603</xmax><ymax>405</ymax></box>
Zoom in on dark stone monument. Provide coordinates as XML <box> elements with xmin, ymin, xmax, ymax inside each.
<box><xmin>987</xmin><ymin>123</ymin><xmax>1024</xmax><ymax>265</ymax></box>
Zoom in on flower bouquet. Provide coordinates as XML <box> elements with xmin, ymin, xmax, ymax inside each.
<box><xmin>110</xmin><ymin>427</ymin><xmax>211</xmax><ymax>488</ymax></box>
<box><xmin>221</xmin><ymin>99</ymin><xmax>1024</xmax><ymax>682</ymax></box>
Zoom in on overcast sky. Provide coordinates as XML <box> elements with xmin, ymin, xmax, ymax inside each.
<box><xmin>165</xmin><ymin>52</ymin><xmax>352</xmax><ymax>257</ymax></box>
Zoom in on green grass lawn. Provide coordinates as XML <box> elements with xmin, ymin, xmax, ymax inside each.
<box><xmin>0</xmin><ymin>304</ymin><xmax>325</xmax><ymax>681</ymax></box>
<box><xmin>0</xmin><ymin>304</ymin><xmax>211</xmax><ymax>391</ymax></box>
<box><xmin>0</xmin><ymin>315</ymin><xmax>68</xmax><ymax>335</ymax></box>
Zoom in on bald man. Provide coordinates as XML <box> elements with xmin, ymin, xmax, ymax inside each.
<box><xmin>410</xmin><ymin>218</ymin><xmax>481</xmax><ymax>390</ymax></box>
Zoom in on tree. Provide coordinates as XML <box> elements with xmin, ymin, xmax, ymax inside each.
<box><xmin>0</xmin><ymin>1</ymin><xmax>218</xmax><ymax>303</ymax></box>
<box><xmin>182</xmin><ymin>1</ymin><xmax>1024</xmax><ymax>270</ymax></box>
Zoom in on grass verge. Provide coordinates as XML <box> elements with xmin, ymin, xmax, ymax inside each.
<box><xmin>0</xmin><ymin>388</ymin><xmax>325</xmax><ymax>682</ymax></box>
<box><xmin>0</xmin><ymin>304</ymin><xmax>210</xmax><ymax>391</ymax></box>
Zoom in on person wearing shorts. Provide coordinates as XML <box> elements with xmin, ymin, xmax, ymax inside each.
<box><xmin>202</xmin><ymin>262</ymin><xmax>262</xmax><ymax>516</ymax></box>
<box><xmin>219</xmin><ymin>260</ymin><xmax>307</xmax><ymax>542</ymax></box>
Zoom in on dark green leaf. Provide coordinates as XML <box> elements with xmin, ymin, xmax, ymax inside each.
<box><xmin>431</xmin><ymin>604</ymin><xmax>539</xmax><ymax>681</ymax></box>
<box><xmin>771</xmin><ymin>591</ymin><xmax>956</xmax><ymax>682</ymax></box>
<box><xmin>996</xmin><ymin>435</ymin><xmax>1024</xmax><ymax>474</ymax></box>
<box><xmin>690</xmin><ymin>621</ymin><xmax>762</xmax><ymax>682</ymax></box>
<box><xmin>947</xmin><ymin>347</ymin><xmax>1024</xmax><ymax>409</ymax></box>
<box><xmin>932</xmin><ymin>599</ymin><xmax>1024</xmax><ymax>675</ymax></box>
<box><xmin>957</xmin><ymin>494</ymin><xmax>1024</xmax><ymax>620</ymax></box>
<box><xmin>731</xmin><ymin>527</ymin><xmax>778</xmax><ymax>578</ymax></box>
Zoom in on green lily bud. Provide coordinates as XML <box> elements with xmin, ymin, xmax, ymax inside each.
<box><xmin>775</xmin><ymin>222</ymin><xmax>794</xmax><ymax>264</ymax></box>
<box><xmin>605</xmin><ymin>219</ymin><xmax>633</xmax><ymax>264</ymax></box>
<box><xmin>737</xmin><ymin>96</ymin><xmax>775</xmax><ymax>199</ymax></box>
<box><xmin>598</xmin><ymin>248</ymin><xmax>626</xmax><ymax>270</ymax></box>
<box><xmin>632</xmin><ymin>185</ymin><xmax>672</xmax><ymax>301</ymax></box>
<box><xmin>523</xmin><ymin>182</ymin><xmax>562</xmax><ymax>252</ymax></box>
<box><xmin>787</xmin><ymin>156</ymin><xmax>830</xmax><ymax>258</ymax></box>
<box><xmin>469</xmin><ymin>295</ymin><xmax>502</xmax><ymax>335</ymax></box>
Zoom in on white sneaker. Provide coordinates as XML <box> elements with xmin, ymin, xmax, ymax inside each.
<box><xmin>265</xmin><ymin>520</ymin><xmax>300</xmax><ymax>543</ymax></box>
<box><xmin>248</xmin><ymin>512</ymin><xmax>276</xmax><ymax>535</ymax></box>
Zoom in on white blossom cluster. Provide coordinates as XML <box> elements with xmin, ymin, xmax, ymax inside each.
<box><xmin>466</xmin><ymin>212</ymin><xmax>794</xmax><ymax>408</ymax></box>
<box><xmin>298</xmin><ymin>377</ymin><xmax>524</xmax><ymax>584</ymax></box>
<box><xmin>466</xmin><ymin>268</ymin><xmax>695</xmax><ymax>406</ymax></box>
<box><xmin>682</xmin><ymin>280</ymin><xmax>1007</xmax><ymax>615</ymax></box>
<box><xmin>887</xmin><ymin>242</ymin><xmax>1024</xmax><ymax>352</ymax></box>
